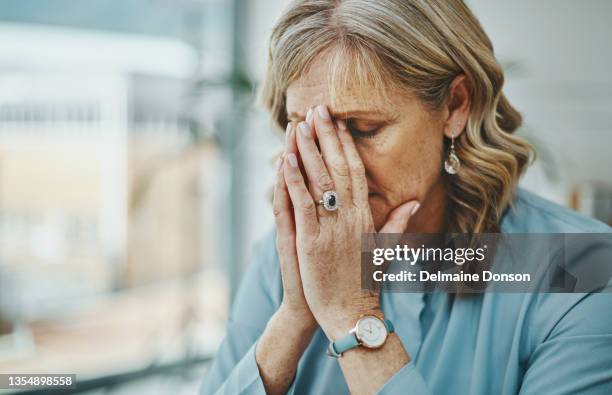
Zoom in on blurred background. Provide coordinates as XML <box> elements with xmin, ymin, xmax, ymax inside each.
<box><xmin>0</xmin><ymin>0</ymin><xmax>610</xmax><ymax>394</ymax></box>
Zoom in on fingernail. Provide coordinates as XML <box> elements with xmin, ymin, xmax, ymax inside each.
<box><xmin>298</xmin><ymin>122</ymin><xmax>311</xmax><ymax>138</ymax></box>
<box><xmin>276</xmin><ymin>156</ymin><xmax>283</xmax><ymax>171</ymax></box>
<box><xmin>410</xmin><ymin>202</ymin><xmax>421</xmax><ymax>216</ymax></box>
<box><xmin>306</xmin><ymin>107</ymin><xmax>314</xmax><ymax>123</ymax></box>
<box><xmin>287</xmin><ymin>153</ymin><xmax>298</xmax><ymax>168</ymax></box>
<box><xmin>317</xmin><ymin>105</ymin><xmax>330</xmax><ymax>120</ymax></box>
<box><xmin>337</xmin><ymin>119</ymin><xmax>346</xmax><ymax>130</ymax></box>
<box><xmin>285</xmin><ymin>123</ymin><xmax>292</xmax><ymax>149</ymax></box>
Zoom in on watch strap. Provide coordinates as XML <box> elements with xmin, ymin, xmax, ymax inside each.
<box><xmin>327</xmin><ymin>332</ymin><xmax>359</xmax><ymax>358</ymax></box>
<box><xmin>326</xmin><ymin>318</ymin><xmax>394</xmax><ymax>358</ymax></box>
<box><xmin>384</xmin><ymin>318</ymin><xmax>394</xmax><ymax>333</ymax></box>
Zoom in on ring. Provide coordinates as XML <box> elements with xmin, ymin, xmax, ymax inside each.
<box><xmin>318</xmin><ymin>190</ymin><xmax>339</xmax><ymax>212</ymax></box>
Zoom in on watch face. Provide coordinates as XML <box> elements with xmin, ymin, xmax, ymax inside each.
<box><xmin>356</xmin><ymin>316</ymin><xmax>387</xmax><ymax>348</ymax></box>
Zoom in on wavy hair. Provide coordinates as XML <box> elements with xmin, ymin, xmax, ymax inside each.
<box><xmin>260</xmin><ymin>0</ymin><xmax>535</xmax><ymax>233</ymax></box>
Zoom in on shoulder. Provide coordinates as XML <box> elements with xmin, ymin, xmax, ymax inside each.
<box><xmin>244</xmin><ymin>227</ymin><xmax>282</xmax><ymax>293</ymax></box>
<box><xmin>228</xmin><ymin>227</ymin><xmax>283</xmax><ymax>324</ymax></box>
<box><xmin>501</xmin><ymin>188</ymin><xmax>611</xmax><ymax>233</ymax></box>
<box><xmin>496</xmin><ymin>190</ymin><xmax>612</xmax><ymax>354</ymax></box>
<box><xmin>251</xmin><ymin>226</ymin><xmax>281</xmax><ymax>275</ymax></box>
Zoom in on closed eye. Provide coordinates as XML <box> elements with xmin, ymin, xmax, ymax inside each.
<box><xmin>345</xmin><ymin>119</ymin><xmax>382</xmax><ymax>139</ymax></box>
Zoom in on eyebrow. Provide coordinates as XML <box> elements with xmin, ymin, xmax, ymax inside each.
<box><xmin>287</xmin><ymin>109</ymin><xmax>389</xmax><ymax>120</ymax></box>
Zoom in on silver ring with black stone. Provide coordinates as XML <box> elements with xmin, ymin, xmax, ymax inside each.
<box><xmin>318</xmin><ymin>190</ymin><xmax>339</xmax><ymax>212</ymax></box>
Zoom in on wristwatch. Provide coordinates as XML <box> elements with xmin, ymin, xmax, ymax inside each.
<box><xmin>326</xmin><ymin>315</ymin><xmax>394</xmax><ymax>358</ymax></box>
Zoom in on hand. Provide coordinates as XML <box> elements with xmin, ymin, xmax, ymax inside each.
<box><xmin>282</xmin><ymin>105</ymin><xmax>420</xmax><ymax>340</ymax></box>
<box><xmin>255</xmin><ymin>122</ymin><xmax>319</xmax><ymax>395</ymax></box>
<box><xmin>273</xmin><ymin>122</ymin><xmax>317</xmax><ymax>329</ymax></box>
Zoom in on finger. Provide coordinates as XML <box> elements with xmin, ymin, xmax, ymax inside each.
<box><xmin>285</xmin><ymin>121</ymin><xmax>308</xmax><ymax>186</ymax></box>
<box><xmin>306</xmin><ymin>106</ymin><xmax>320</xmax><ymax>152</ymax></box>
<box><xmin>379</xmin><ymin>200</ymin><xmax>420</xmax><ymax>233</ymax></box>
<box><xmin>284</xmin><ymin>122</ymin><xmax>292</xmax><ymax>153</ymax></box>
<box><xmin>312</xmin><ymin>105</ymin><xmax>351</xmax><ymax>198</ymax></box>
<box><xmin>284</xmin><ymin>142</ymin><xmax>319</xmax><ymax>237</ymax></box>
<box><xmin>306</xmin><ymin>106</ymin><xmax>314</xmax><ymax>126</ymax></box>
<box><xmin>272</xmin><ymin>156</ymin><xmax>303</xmax><ymax>293</ymax></box>
<box><xmin>273</xmin><ymin>155</ymin><xmax>295</xmax><ymax>243</ymax></box>
<box><xmin>336</xmin><ymin>120</ymin><xmax>368</xmax><ymax>208</ymax></box>
<box><xmin>295</xmin><ymin>121</ymin><xmax>335</xmax><ymax>204</ymax></box>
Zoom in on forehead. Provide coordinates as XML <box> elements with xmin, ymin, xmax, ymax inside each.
<box><xmin>285</xmin><ymin>57</ymin><xmax>389</xmax><ymax>118</ymax></box>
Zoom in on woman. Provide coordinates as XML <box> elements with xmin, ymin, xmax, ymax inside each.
<box><xmin>202</xmin><ymin>1</ymin><xmax>612</xmax><ymax>394</ymax></box>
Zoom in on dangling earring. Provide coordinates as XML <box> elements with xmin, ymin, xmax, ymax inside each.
<box><xmin>444</xmin><ymin>132</ymin><xmax>461</xmax><ymax>174</ymax></box>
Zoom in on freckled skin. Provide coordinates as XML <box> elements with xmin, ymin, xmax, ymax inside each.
<box><xmin>286</xmin><ymin>58</ymin><xmax>450</xmax><ymax>232</ymax></box>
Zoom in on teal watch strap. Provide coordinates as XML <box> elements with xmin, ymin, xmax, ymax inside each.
<box><xmin>385</xmin><ymin>319</ymin><xmax>395</xmax><ymax>333</ymax></box>
<box><xmin>327</xmin><ymin>318</ymin><xmax>394</xmax><ymax>358</ymax></box>
<box><xmin>327</xmin><ymin>332</ymin><xmax>359</xmax><ymax>358</ymax></box>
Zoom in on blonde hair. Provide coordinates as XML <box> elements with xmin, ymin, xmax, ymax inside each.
<box><xmin>261</xmin><ymin>0</ymin><xmax>534</xmax><ymax>233</ymax></box>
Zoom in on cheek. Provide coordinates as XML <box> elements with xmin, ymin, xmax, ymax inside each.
<box><xmin>365</xmin><ymin>131</ymin><xmax>442</xmax><ymax>231</ymax></box>
<box><xmin>360</xmin><ymin>128</ymin><xmax>444</xmax><ymax>199</ymax></box>
<box><xmin>408</xmin><ymin>134</ymin><xmax>445</xmax><ymax>189</ymax></box>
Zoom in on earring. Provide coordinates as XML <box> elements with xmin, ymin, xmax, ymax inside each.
<box><xmin>444</xmin><ymin>132</ymin><xmax>461</xmax><ymax>174</ymax></box>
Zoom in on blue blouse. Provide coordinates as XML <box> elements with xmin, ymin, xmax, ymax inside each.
<box><xmin>200</xmin><ymin>189</ymin><xmax>612</xmax><ymax>394</ymax></box>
